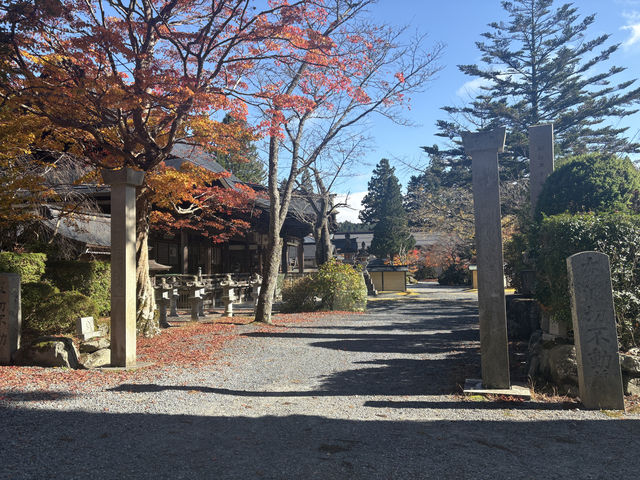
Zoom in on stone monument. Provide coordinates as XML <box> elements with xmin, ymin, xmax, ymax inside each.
<box><xmin>567</xmin><ymin>251</ymin><xmax>625</xmax><ymax>410</ymax></box>
<box><xmin>0</xmin><ymin>273</ymin><xmax>21</xmax><ymax>364</ymax></box>
<box><xmin>102</xmin><ymin>168</ymin><xmax>144</xmax><ymax>367</ymax></box>
<box><xmin>528</xmin><ymin>124</ymin><xmax>554</xmax><ymax>213</ymax></box>
<box><xmin>188</xmin><ymin>284</ymin><xmax>205</xmax><ymax>321</ymax></box>
<box><xmin>76</xmin><ymin>316</ymin><xmax>101</xmax><ymax>341</ymax></box>
<box><xmin>221</xmin><ymin>274</ymin><xmax>236</xmax><ymax>317</ymax></box>
<box><xmin>155</xmin><ymin>279</ymin><xmax>171</xmax><ymax>328</ymax></box>
<box><xmin>462</xmin><ymin>127</ymin><xmax>511</xmax><ymax>389</ymax></box>
<box><xmin>168</xmin><ymin>278</ymin><xmax>179</xmax><ymax>317</ymax></box>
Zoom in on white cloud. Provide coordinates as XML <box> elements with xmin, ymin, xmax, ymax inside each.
<box><xmin>334</xmin><ymin>191</ymin><xmax>367</xmax><ymax>223</ymax></box>
<box><xmin>622</xmin><ymin>11</ymin><xmax>640</xmax><ymax>49</ymax></box>
<box><xmin>456</xmin><ymin>77</ymin><xmax>493</xmax><ymax>98</ymax></box>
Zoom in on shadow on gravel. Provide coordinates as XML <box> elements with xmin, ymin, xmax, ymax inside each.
<box><xmin>364</xmin><ymin>299</ymin><xmax>478</xmax><ymax>317</ymax></box>
<box><xmin>2</xmin><ymin>407</ymin><xmax>639</xmax><ymax>479</ymax></box>
<box><xmin>243</xmin><ymin>329</ymin><xmax>479</xmax><ymax>355</ymax></box>
<box><xmin>0</xmin><ymin>391</ymin><xmax>78</xmax><ymax>402</ymax></box>
<box><xmin>111</xmin><ymin>352</ymin><xmax>476</xmax><ymax>397</ymax></box>
<box><xmin>362</xmin><ymin>400</ymin><xmax>574</xmax><ymax>411</ymax></box>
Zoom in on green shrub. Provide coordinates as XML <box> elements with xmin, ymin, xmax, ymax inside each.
<box><xmin>23</xmin><ymin>291</ymin><xmax>98</xmax><ymax>336</ymax></box>
<box><xmin>44</xmin><ymin>260</ymin><xmax>111</xmax><ymax>315</ymax></box>
<box><xmin>281</xmin><ymin>276</ymin><xmax>317</xmax><ymax>313</ymax></box>
<box><xmin>504</xmin><ymin>232</ymin><xmax>530</xmax><ymax>293</ymax></box>
<box><xmin>533</xmin><ymin>213</ymin><xmax>640</xmax><ymax>349</ymax></box>
<box><xmin>536</xmin><ymin>153</ymin><xmax>640</xmax><ymax>218</ymax></box>
<box><xmin>438</xmin><ymin>263</ymin><xmax>470</xmax><ymax>286</ymax></box>
<box><xmin>414</xmin><ymin>265</ymin><xmax>437</xmax><ymax>280</ymax></box>
<box><xmin>21</xmin><ymin>281</ymin><xmax>60</xmax><ymax>326</ymax></box>
<box><xmin>281</xmin><ymin>259</ymin><xmax>367</xmax><ymax>313</ymax></box>
<box><xmin>314</xmin><ymin>259</ymin><xmax>367</xmax><ymax>311</ymax></box>
<box><xmin>0</xmin><ymin>252</ymin><xmax>47</xmax><ymax>282</ymax></box>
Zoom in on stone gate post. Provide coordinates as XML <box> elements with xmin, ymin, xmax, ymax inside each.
<box><xmin>102</xmin><ymin>168</ymin><xmax>144</xmax><ymax>367</ymax></box>
<box><xmin>462</xmin><ymin>127</ymin><xmax>510</xmax><ymax>389</ymax></box>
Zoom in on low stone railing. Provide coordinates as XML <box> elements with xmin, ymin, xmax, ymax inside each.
<box><xmin>153</xmin><ymin>273</ymin><xmax>262</xmax><ymax>321</ymax></box>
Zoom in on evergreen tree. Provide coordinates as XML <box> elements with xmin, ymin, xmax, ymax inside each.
<box><xmin>424</xmin><ymin>0</ymin><xmax>640</xmax><ymax>184</ymax></box>
<box><xmin>359</xmin><ymin>158</ymin><xmax>395</xmax><ymax>225</ymax></box>
<box><xmin>215</xmin><ymin>114</ymin><xmax>266</xmax><ymax>185</ymax></box>
<box><xmin>367</xmin><ymin>166</ymin><xmax>414</xmax><ymax>258</ymax></box>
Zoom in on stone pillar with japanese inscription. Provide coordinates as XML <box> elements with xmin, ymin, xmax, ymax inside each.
<box><xmin>0</xmin><ymin>273</ymin><xmax>21</xmax><ymax>364</ymax></box>
<box><xmin>529</xmin><ymin>124</ymin><xmax>554</xmax><ymax>214</ymax></box>
<box><xmin>462</xmin><ymin>127</ymin><xmax>511</xmax><ymax>389</ymax></box>
<box><xmin>567</xmin><ymin>251</ymin><xmax>624</xmax><ymax>410</ymax></box>
<box><xmin>102</xmin><ymin>168</ymin><xmax>145</xmax><ymax>368</ymax></box>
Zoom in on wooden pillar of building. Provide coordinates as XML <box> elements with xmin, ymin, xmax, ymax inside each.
<box><xmin>223</xmin><ymin>243</ymin><xmax>230</xmax><ymax>273</ymax></box>
<box><xmin>298</xmin><ymin>240</ymin><xmax>304</xmax><ymax>273</ymax></box>
<box><xmin>206</xmin><ymin>244</ymin><xmax>213</xmax><ymax>275</ymax></box>
<box><xmin>180</xmin><ymin>231</ymin><xmax>188</xmax><ymax>274</ymax></box>
<box><xmin>281</xmin><ymin>239</ymin><xmax>289</xmax><ymax>274</ymax></box>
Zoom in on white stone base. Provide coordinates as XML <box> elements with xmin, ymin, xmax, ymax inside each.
<box><xmin>99</xmin><ymin>361</ymin><xmax>154</xmax><ymax>371</ymax></box>
<box><xmin>79</xmin><ymin>331</ymin><xmax>102</xmax><ymax>341</ymax></box>
<box><xmin>463</xmin><ymin>378</ymin><xmax>531</xmax><ymax>399</ymax></box>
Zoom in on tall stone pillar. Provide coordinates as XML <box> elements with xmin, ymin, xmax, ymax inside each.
<box><xmin>102</xmin><ymin>168</ymin><xmax>144</xmax><ymax>368</ymax></box>
<box><xmin>462</xmin><ymin>127</ymin><xmax>510</xmax><ymax>389</ymax></box>
<box><xmin>0</xmin><ymin>273</ymin><xmax>21</xmax><ymax>364</ymax></box>
<box><xmin>529</xmin><ymin>124</ymin><xmax>554</xmax><ymax>213</ymax></box>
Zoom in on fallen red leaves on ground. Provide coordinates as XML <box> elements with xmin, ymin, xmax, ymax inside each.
<box><xmin>137</xmin><ymin>321</ymin><xmax>237</xmax><ymax>366</ymax></box>
<box><xmin>0</xmin><ymin>321</ymin><xmax>242</xmax><ymax>394</ymax></box>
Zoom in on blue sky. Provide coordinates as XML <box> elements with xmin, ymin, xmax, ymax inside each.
<box><xmin>334</xmin><ymin>0</ymin><xmax>640</xmax><ymax>222</ymax></box>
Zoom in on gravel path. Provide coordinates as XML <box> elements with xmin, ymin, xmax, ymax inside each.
<box><xmin>2</xmin><ymin>282</ymin><xmax>639</xmax><ymax>479</ymax></box>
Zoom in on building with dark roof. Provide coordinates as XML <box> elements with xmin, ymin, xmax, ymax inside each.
<box><xmin>37</xmin><ymin>145</ymin><xmax>317</xmax><ymax>275</ymax></box>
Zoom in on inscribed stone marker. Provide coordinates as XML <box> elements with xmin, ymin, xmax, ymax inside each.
<box><xmin>528</xmin><ymin>124</ymin><xmax>554</xmax><ymax>213</ymax></box>
<box><xmin>567</xmin><ymin>252</ymin><xmax>624</xmax><ymax>410</ymax></box>
<box><xmin>0</xmin><ymin>273</ymin><xmax>21</xmax><ymax>364</ymax></box>
<box><xmin>76</xmin><ymin>316</ymin><xmax>100</xmax><ymax>341</ymax></box>
<box><xmin>462</xmin><ymin>127</ymin><xmax>510</xmax><ymax>389</ymax></box>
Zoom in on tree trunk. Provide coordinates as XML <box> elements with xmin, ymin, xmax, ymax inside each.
<box><xmin>314</xmin><ymin>216</ymin><xmax>333</xmax><ymax>266</ymax></box>
<box><xmin>313</xmin><ymin>195</ymin><xmax>333</xmax><ymax>266</ymax></box>
<box><xmin>320</xmin><ymin>216</ymin><xmax>332</xmax><ymax>264</ymax></box>
<box><xmin>254</xmin><ymin>133</ymin><xmax>285</xmax><ymax>324</ymax></box>
<box><xmin>135</xmin><ymin>191</ymin><xmax>159</xmax><ymax>337</ymax></box>
<box><xmin>254</xmin><ymin>234</ymin><xmax>283</xmax><ymax>324</ymax></box>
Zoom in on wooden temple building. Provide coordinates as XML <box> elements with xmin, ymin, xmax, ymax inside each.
<box><xmin>38</xmin><ymin>145</ymin><xmax>316</xmax><ymax>276</ymax></box>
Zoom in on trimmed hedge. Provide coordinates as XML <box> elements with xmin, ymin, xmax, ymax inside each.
<box><xmin>23</xmin><ymin>291</ymin><xmax>98</xmax><ymax>336</ymax></box>
<box><xmin>533</xmin><ymin>213</ymin><xmax>640</xmax><ymax>349</ymax></box>
<box><xmin>281</xmin><ymin>259</ymin><xmax>367</xmax><ymax>313</ymax></box>
<box><xmin>536</xmin><ymin>153</ymin><xmax>640</xmax><ymax>218</ymax></box>
<box><xmin>44</xmin><ymin>260</ymin><xmax>111</xmax><ymax>315</ymax></box>
<box><xmin>0</xmin><ymin>252</ymin><xmax>47</xmax><ymax>282</ymax></box>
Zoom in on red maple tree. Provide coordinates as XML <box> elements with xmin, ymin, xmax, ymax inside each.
<box><xmin>1</xmin><ymin>0</ymin><xmax>335</xmax><ymax>335</ymax></box>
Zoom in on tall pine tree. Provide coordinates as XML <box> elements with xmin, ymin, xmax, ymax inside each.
<box><xmin>365</xmin><ymin>159</ymin><xmax>414</xmax><ymax>258</ymax></box>
<box><xmin>215</xmin><ymin>114</ymin><xmax>266</xmax><ymax>185</ymax></box>
<box><xmin>359</xmin><ymin>158</ymin><xmax>395</xmax><ymax>225</ymax></box>
<box><xmin>424</xmin><ymin>0</ymin><xmax>640</xmax><ymax>184</ymax></box>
